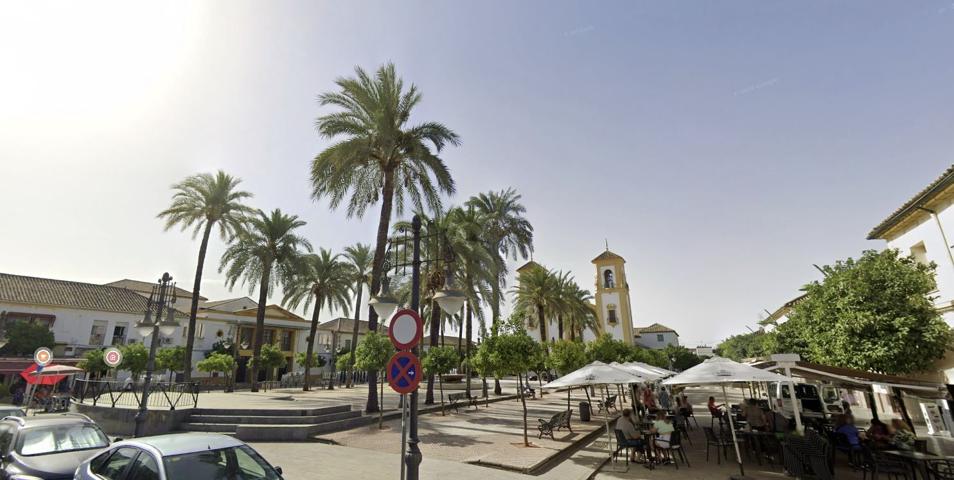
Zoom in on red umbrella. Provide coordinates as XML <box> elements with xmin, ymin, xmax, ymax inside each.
<box><xmin>20</xmin><ymin>364</ymin><xmax>67</xmax><ymax>385</ymax></box>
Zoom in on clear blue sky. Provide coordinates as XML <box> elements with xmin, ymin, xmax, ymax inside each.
<box><xmin>1</xmin><ymin>1</ymin><xmax>953</xmax><ymax>347</ymax></box>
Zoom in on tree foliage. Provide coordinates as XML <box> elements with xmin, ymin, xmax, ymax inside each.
<box><xmin>716</xmin><ymin>331</ymin><xmax>775</xmax><ymax>361</ymax></box>
<box><xmin>296</xmin><ymin>351</ymin><xmax>327</xmax><ymax>369</ymax></box>
<box><xmin>547</xmin><ymin>339</ymin><xmax>587</xmax><ymax>375</ymax></box>
<box><xmin>585</xmin><ymin>334</ymin><xmax>630</xmax><ymax>363</ymax></box>
<box><xmin>197</xmin><ymin>352</ymin><xmax>236</xmax><ymax>378</ymax></box>
<box><xmin>353</xmin><ymin>332</ymin><xmax>392</xmax><ymax>372</ymax></box>
<box><xmin>777</xmin><ymin>249</ymin><xmax>952</xmax><ymax>374</ymax></box>
<box><xmin>253</xmin><ymin>343</ymin><xmax>288</xmax><ymax>377</ymax></box>
<box><xmin>120</xmin><ymin>343</ymin><xmax>149</xmax><ymax>378</ymax></box>
<box><xmin>78</xmin><ymin>349</ymin><xmax>109</xmax><ymax>378</ymax></box>
<box><xmin>422</xmin><ymin>346</ymin><xmax>458</xmax><ymax>377</ymax></box>
<box><xmin>156</xmin><ymin>346</ymin><xmax>188</xmax><ymax>375</ymax></box>
<box><xmin>0</xmin><ymin>322</ymin><xmax>54</xmax><ymax>356</ymax></box>
<box><xmin>664</xmin><ymin>345</ymin><xmax>703</xmax><ymax>371</ymax></box>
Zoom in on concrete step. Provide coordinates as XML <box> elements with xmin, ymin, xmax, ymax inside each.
<box><xmin>189</xmin><ymin>404</ymin><xmax>351</xmax><ymax>417</ymax></box>
<box><xmin>237</xmin><ymin>415</ymin><xmax>375</xmax><ymax>441</ymax></box>
<box><xmin>179</xmin><ymin>423</ymin><xmax>238</xmax><ymax>433</ymax></box>
<box><xmin>188</xmin><ymin>410</ymin><xmax>362</xmax><ymax>425</ymax></box>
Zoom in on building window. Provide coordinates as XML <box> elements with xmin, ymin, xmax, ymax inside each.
<box><xmin>911</xmin><ymin>242</ymin><xmax>929</xmax><ymax>265</ymax></box>
<box><xmin>603</xmin><ymin>270</ymin><xmax>615</xmax><ymax>289</ymax></box>
<box><xmin>607</xmin><ymin>305</ymin><xmax>618</xmax><ymax>325</ymax></box>
<box><xmin>656</xmin><ymin>334</ymin><xmax>664</xmax><ymax>342</ymax></box>
<box><xmin>263</xmin><ymin>329</ymin><xmax>274</xmax><ymax>345</ymax></box>
<box><xmin>280</xmin><ymin>331</ymin><xmax>293</xmax><ymax>351</ymax></box>
<box><xmin>239</xmin><ymin>327</ymin><xmax>253</xmax><ymax>349</ymax></box>
<box><xmin>111</xmin><ymin>324</ymin><xmax>127</xmax><ymax>346</ymax></box>
<box><xmin>89</xmin><ymin>321</ymin><xmax>107</xmax><ymax>346</ymax></box>
<box><xmin>344</xmin><ymin>339</ymin><xmax>353</xmax><ymax>352</ymax></box>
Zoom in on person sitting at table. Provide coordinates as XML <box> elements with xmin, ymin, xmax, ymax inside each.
<box><xmin>615</xmin><ymin>409</ymin><xmax>646</xmax><ymax>462</ymax></box>
<box><xmin>835</xmin><ymin>414</ymin><xmax>863</xmax><ymax>451</ymax></box>
<box><xmin>643</xmin><ymin>387</ymin><xmax>658</xmax><ymax>413</ymax></box>
<box><xmin>708</xmin><ymin>396</ymin><xmax>726</xmax><ymax>422</ymax></box>
<box><xmin>741</xmin><ymin>398</ymin><xmax>768</xmax><ymax>431</ymax></box>
<box><xmin>651</xmin><ymin>415</ymin><xmax>676</xmax><ymax>462</ymax></box>
<box><xmin>889</xmin><ymin>419</ymin><xmax>916</xmax><ymax>450</ymax></box>
<box><xmin>867</xmin><ymin>419</ymin><xmax>892</xmax><ymax>450</ymax></box>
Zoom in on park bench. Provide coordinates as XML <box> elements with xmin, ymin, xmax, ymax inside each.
<box><xmin>447</xmin><ymin>392</ymin><xmax>467</xmax><ymax>413</ymax></box>
<box><xmin>537</xmin><ymin>409</ymin><xmax>573</xmax><ymax>439</ymax></box>
<box><xmin>597</xmin><ymin>395</ymin><xmax>618</xmax><ymax>414</ymax></box>
<box><xmin>521</xmin><ymin>385</ymin><xmax>536</xmax><ymax>399</ymax></box>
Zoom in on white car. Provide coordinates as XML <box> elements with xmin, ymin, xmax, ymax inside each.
<box><xmin>73</xmin><ymin>433</ymin><xmax>284</xmax><ymax>480</ymax></box>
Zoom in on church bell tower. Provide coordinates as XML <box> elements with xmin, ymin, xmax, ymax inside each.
<box><xmin>592</xmin><ymin>248</ymin><xmax>635</xmax><ymax>345</ymax></box>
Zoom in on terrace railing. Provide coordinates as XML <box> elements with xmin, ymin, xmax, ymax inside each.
<box><xmin>71</xmin><ymin>379</ymin><xmax>199</xmax><ymax>410</ymax></box>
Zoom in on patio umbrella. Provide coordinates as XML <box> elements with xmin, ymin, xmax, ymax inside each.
<box><xmin>20</xmin><ymin>364</ymin><xmax>67</xmax><ymax>385</ymax></box>
<box><xmin>29</xmin><ymin>365</ymin><xmax>84</xmax><ymax>376</ymax></box>
<box><xmin>662</xmin><ymin>356</ymin><xmax>793</xmax><ymax>479</ymax></box>
<box><xmin>624</xmin><ymin>361</ymin><xmax>675</xmax><ymax>379</ymax></box>
<box><xmin>543</xmin><ymin>362</ymin><xmax>650</xmax><ymax>460</ymax></box>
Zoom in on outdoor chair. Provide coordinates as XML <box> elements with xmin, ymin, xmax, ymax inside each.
<box><xmin>537</xmin><ymin>410</ymin><xmax>572</xmax><ymax>439</ymax></box>
<box><xmin>675</xmin><ymin>420</ymin><xmax>692</xmax><ymax>446</ymax></box>
<box><xmin>783</xmin><ymin>435</ymin><xmax>834</xmax><ymax>480</ymax></box>
<box><xmin>613</xmin><ymin>429</ymin><xmax>645</xmax><ymax>465</ymax></box>
<box><xmin>927</xmin><ymin>459</ymin><xmax>954</xmax><ymax>480</ymax></box>
<box><xmin>857</xmin><ymin>448</ymin><xmax>912</xmax><ymax>480</ymax></box>
<box><xmin>655</xmin><ymin>429</ymin><xmax>690</xmax><ymax>469</ymax></box>
<box><xmin>703</xmin><ymin>426</ymin><xmax>733</xmax><ymax>464</ymax></box>
<box><xmin>597</xmin><ymin>395</ymin><xmax>618</xmax><ymax>414</ymax></box>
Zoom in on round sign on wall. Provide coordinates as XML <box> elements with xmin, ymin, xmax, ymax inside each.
<box><xmin>104</xmin><ymin>347</ymin><xmax>123</xmax><ymax>368</ymax></box>
<box><xmin>33</xmin><ymin>347</ymin><xmax>53</xmax><ymax>367</ymax></box>
<box><xmin>388</xmin><ymin>309</ymin><xmax>423</xmax><ymax>350</ymax></box>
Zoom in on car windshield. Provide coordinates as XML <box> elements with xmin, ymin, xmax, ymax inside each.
<box><xmin>164</xmin><ymin>445</ymin><xmax>281</xmax><ymax>480</ymax></box>
<box><xmin>17</xmin><ymin>424</ymin><xmax>109</xmax><ymax>456</ymax></box>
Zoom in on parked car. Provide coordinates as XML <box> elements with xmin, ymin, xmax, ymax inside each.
<box><xmin>0</xmin><ymin>406</ymin><xmax>25</xmax><ymax>419</ymax></box>
<box><xmin>0</xmin><ymin>413</ymin><xmax>110</xmax><ymax>480</ymax></box>
<box><xmin>75</xmin><ymin>433</ymin><xmax>284</xmax><ymax>480</ymax></box>
<box><xmin>767</xmin><ymin>381</ymin><xmax>826</xmax><ymax>420</ymax></box>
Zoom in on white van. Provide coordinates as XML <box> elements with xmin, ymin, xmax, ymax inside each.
<box><xmin>767</xmin><ymin>382</ymin><xmax>830</xmax><ymax>420</ymax></box>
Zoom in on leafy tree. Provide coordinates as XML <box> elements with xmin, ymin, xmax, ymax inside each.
<box><xmin>312</xmin><ymin>62</ymin><xmax>460</xmax><ymax>413</ymax></box>
<box><xmin>422</xmin><ymin>346</ymin><xmax>459</xmax><ymax>415</ymax></box>
<box><xmin>197</xmin><ymin>352</ymin><xmax>237</xmax><ymax>385</ymax></box>
<box><xmin>547</xmin><ymin>340</ymin><xmax>587</xmax><ymax>375</ymax></box>
<box><xmin>207</xmin><ymin>339</ymin><xmax>232</xmax><ymax>357</ymax></box>
<box><xmin>78</xmin><ymin>349</ymin><xmax>109</xmax><ymax>379</ymax></box>
<box><xmin>343</xmin><ymin>242</ymin><xmax>373</xmax><ymax>388</ymax></box>
<box><xmin>158</xmin><ymin>170</ymin><xmax>254</xmax><ymax>381</ymax></box>
<box><xmin>220</xmin><ymin>208</ymin><xmax>311</xmax><ymax>391</ymax></box>
<box><xmin>120</xmin><ymin>343</ymin><xmax>149</xmax><ymax>380</ymax></box>
<box><xmin>335</xmin><ymin>353</ymin><xmax>351</xmax><ymax>372</ymax></box>
<box><xmin>716</xmin><ymin>331</ymin><xmax>774</xmax><ymax>361</ymax></box>
<box><xmin>353</xmin><ymin>332</ymin><xmax>393</xmax><ymax>427</ymax></box>
<box><xmin>585</xmin><ymin>334</ymin><xmax>630</xmax><ymax>364</ymax></box>
<box><xmin>473</xmin><ymin>329</ymin><xmax>542</xmax><ymax>446</ymax></box>
<box><xmin>0</xmin><ymin>321</ymin><xmax>54</xmax><ymax>356</ymax></box>
<box><xmin>283</xmin><ymin>248</ymin><xmax>352</xmax><ymax>391</ymax></box>
<box><xmin>252</xmin><ymin>343</ymin><xmax>288</xmax><ymax>381</ymax></box>
<box><xmin>156</xmin><ymin>346</ymin><xmax>187</xmax><ymax>381</ymax></box>
<box><xmin>778</xmin><ymin>249</ymin><xmax>952</xmax><ymax>374</ymax></box>
<box><xmin>664</xmin><ymin>345</ymin><xmax>703</xmax><ymax>371</ymax></box>
<box><xmin>296</xmin><ymin>351</ymin><xmax>327</xmax><ymax>369</ymax></box>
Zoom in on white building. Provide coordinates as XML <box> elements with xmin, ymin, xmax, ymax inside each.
<box><xmin>694</xmin><ymin>345</ymin><xmax>714</xmax><ymax>358</ymax></box>
<box><xmin>633</xmin><ymin>323</ymin><xmax>679</xmax><ymax>350</ymax></box>
<box><xmin>867</xmin><ymin>164</ymin><xmax>954</xmax><ymax>384</ymax></box>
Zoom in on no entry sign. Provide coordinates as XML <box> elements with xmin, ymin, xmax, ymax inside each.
<box><xmin>387</xmin><ymin>351</ymin><xmax>421</xmax><ymax>395</ymax></box>
<box><xmin>33</xmin><ymin>347</ymin><xmax>53</xmax><ymax>367</ymax></box>
<box><xmin>104</xmin><ymin>347</ymin><xmax>123</xmax><ymax>368</ymax></box>
<box><xmin>388</xmin><ymin>309</ymin><xmax>422</xmax><ymax>350</ymax></box>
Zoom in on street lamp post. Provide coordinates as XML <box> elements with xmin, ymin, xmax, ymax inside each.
<box><xmin>368</xmin><ymin>215</ymin><xmax>463</xmax><ymax>480</ymax></box>
<box><xmin>133</xmin><ymin>273</ymin><xmax>181</xmax><ymax>438</ymax></box>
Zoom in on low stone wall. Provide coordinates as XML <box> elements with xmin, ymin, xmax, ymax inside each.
<box><xmin>73</xmin><ymin>403</ymin><xmax>192</xmax><ymax>437</ymax></box>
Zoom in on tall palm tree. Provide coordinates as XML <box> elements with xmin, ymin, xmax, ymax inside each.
<box><xmin>312</xmin><ymin>63</ymin><xmax>460</xmax><ymax>412</ymax></box>
<box><xmin>512</xmin><ymin>266</ymin><xmax>560</xmax><ymax>347</ymax></box>
<box><xmin>559</xmin><ymin>275</ymin><xmax>598</xmax><ymax>341</ymax></box>
<box><xmin>157</xmin><ymin>171</ymin><xmax>254</xmax><ymax>381</ymax></box>
<box><xmin>466</xmin><ymin>189</ymin><xmax>532</xmax><ymax>394</ymax></box>
<box><xmin>343</xmin><ymin>243</ymin><xmax>373</xmax><ymax>388</ymax></box>
<box><xmin>283</xmin><ymin>248</ymin><xmax>352</xmax><ymax>391</ymax></box>
<box><xmin>220</xmin><ymin>209</ymin><xmax>311</xmax><ymax>392</ymax></box>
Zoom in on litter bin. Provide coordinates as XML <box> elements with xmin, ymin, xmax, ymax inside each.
<box><xmin>579</xmin><ymin>401</ymin><xmax>591</xmax><ymax>422</ymax></box>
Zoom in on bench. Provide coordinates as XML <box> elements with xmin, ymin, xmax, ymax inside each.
<box><xmin>521</xmin><ymin>386</ymin><xmax>536</xmax><ymax>399</ymax></box>
<box><xmin>448</xmin><ymin>393</ymin><xmax>467</xmax><ymax>413</ymax></box>
<box><xmin>537</xmin><ymin>409</ymin><xmax>573</xmax><ymax>439</ymax></box>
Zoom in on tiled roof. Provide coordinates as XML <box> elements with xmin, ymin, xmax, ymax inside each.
<box><xmin>317</xmin><ymin>317</ymin><xmax>370</xmax><ymax>333</ymax></box>
<box><xmin>867</xmin><ymin>164</ymin><xmax>954</xmax><ymax>240</ymax></box>
<box><xmin>592</xmin><ymin>250</ymin><xmax>625</xmax><ymax>263</ymax></box>
<box><xmin>105</xmin><ymin>279</ymin><xmax>207</xmax><ymax>301</ymax></box>
<box><xmin>515</xmin><ymin>260</ymin><xmax>544</xmax><ymax>273</ymax></box>
<box><xmin>1</xmin><ymin>273</ymin><xmax>154</xmax><ymax>314</ymax></box>
<box><xmin>634</xmin><ymin>323</ymin><xmax>678</xmax><ymax>335</ymax></box>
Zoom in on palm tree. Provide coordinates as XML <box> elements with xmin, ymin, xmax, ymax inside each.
<box><xmin>157</xmin><ymin>171</ymin><xmax>254</xmax><ymax>381</ymax></box>
<box><xmin>466</xmin><ymin>189</ymin><xmax>533</xmax><ymax>394</ymax></box>
<box><xmin>343</xmin><ymin>243</ymin><xmax>373</xmax><ymax>388</ymax></box>
<box><xmin>312</xmin><ymin>63</ymin><xmax>460</xmax><ymax>412</ymax></box>
<box><xmin>559</xmin><ymin>275</ymin><xmax>598</xmax><ymax>341</ymax></box>
<box><xmin>283</xmin><ymin>248</ymin><xmax>352</xmax><ymax>391</ymax></box>
<box><xmin>220</xmin><ymin>209</ymin><xmax>311</xmax><ymax>392</ymax></box>
<box><xmin>512</xmin><ymin>266</ymin><xmax>560</xmax><ymax>347</ymax></box>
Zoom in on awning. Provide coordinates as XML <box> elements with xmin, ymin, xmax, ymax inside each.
<box><xmin>751</xmin><ymin>360</ymin><xmax>944</xmax><ymax>395</ymax></box>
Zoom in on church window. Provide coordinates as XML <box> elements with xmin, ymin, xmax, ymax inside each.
<box><xmin>603</xmin><ymin>269</ymin><xmax>615</xmax><ymax>288</ymax></box>
<box><xmin>607</xmin><ymin>305</ymin><xmax>618</xmax><ymax>325</ymax></box>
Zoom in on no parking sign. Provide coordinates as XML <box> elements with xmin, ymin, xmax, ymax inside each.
<box><xmin>387</xmin><ymin>351</ymin><xmax>421</xmax><ymax>394</ymax></box>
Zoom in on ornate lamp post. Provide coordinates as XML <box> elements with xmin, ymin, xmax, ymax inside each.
<box><xmin>133</xmin><ymin>273</ymin><xmax>181</xmax><ymax>437</ymax></box>
<box><xmin>368</xmin><ymin>215</ymin><xmax>463</xmax><ymax>480</ymax></box>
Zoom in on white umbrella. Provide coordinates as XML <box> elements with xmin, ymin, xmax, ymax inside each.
<box><xmin>29</xmin><ymin>365</ymin><xmax>84</xmax><ymax>376</ymax></box>
<box><xmin>542</xmin><ymin>362</ymin><xmax>649</xmax><ymax>460</ymax></box>
<box><xmin>662</xmin><ymin>357</ymin><xmax>793</xmax><ymax>479</ymax></box>
<box><xmin>624</xmin><ymin>361</ymin><xmax>675</xmax><ymax>379</ymax></box>
<box><xmin>612</xmin><ymin>362</ymin><xmax>669</xmax><ymax>381</ymax></box>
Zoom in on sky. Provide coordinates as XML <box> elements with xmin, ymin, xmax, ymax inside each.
<box><xmin>1</xmin><ymin>1</ymin><xmax>954</xmax><ymax>348</ymax></box>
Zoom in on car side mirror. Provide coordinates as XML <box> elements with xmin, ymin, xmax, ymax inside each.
<box><xmin>113</xmin><ymin>437</ymin><xmax>124</xmax><ymax>443</ymax></box>
<box><xmin>276</xmin><ymin>466</ymin><xmax>283</xmax><ymax>475</ymax></box>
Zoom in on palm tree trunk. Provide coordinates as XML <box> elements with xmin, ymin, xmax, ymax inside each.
<box><xmin>457</xmin><ymin>313</ymin><xmax>463</xmax><ymax>362</ymax></box>
<box><xmin>347</xmin><ymin>281</ymin><xmax>364</xmax><ymax>388</ymax></box>
<box><xmin>425</xmin><ymin>301</ymin><xmax>440</xmax><ymax>404</ymax></box>
<box><xmin>365</xmin><ymin>170</ymin><xmax>395</xmax><ymax>413</ymax></box>
<box><xmin>557</xmin><ymin>314</ymin><xmax>564</xmax><ymax>341</ymax></box>
<box><xmin>491</xmin><ymin>283</ymin><xmax>503</xmax><ymax>396</ymax></box>
<box><xmin>465</xmin><ymin>302</ymin><xmax>473</xmax><ymax>397</ymax></box>
<box><xmin>183</xmin><ymin>222</ymin><xmax>213</xmax><ymax>382</ymax></box>
<box><xmin>327</xmin><ymin>330</ymin><xmax>337</xmax><ymax>390</ymax></box>
<box><xmin>537</xmin><ymin>305</ymin><xmax>548</xmax><ymax>346</ymax></box>
<box><xmin>303</xmin><ymin>299</ymin><xmax>321</xmax><ymax>391</ymax></box>
<box><xmin>250</xmin><ymin>267</ymin><xmax>271</xmax><ymax>393</ymax></box>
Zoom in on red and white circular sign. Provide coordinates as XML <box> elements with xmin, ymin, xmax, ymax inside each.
<box><xmin>33</xmin><ymin>347</ymin><xmax>53</xmax><ymax>367</ymax></box>
<box><xmin>104</xmin><ymin>347</ymin><xmax>123</xmax><ymax>368</ymax></box>
<box><xmin>388</xmin><ymin>309</ymin><xmax>422</xmax><ymax>350</ymax></box>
